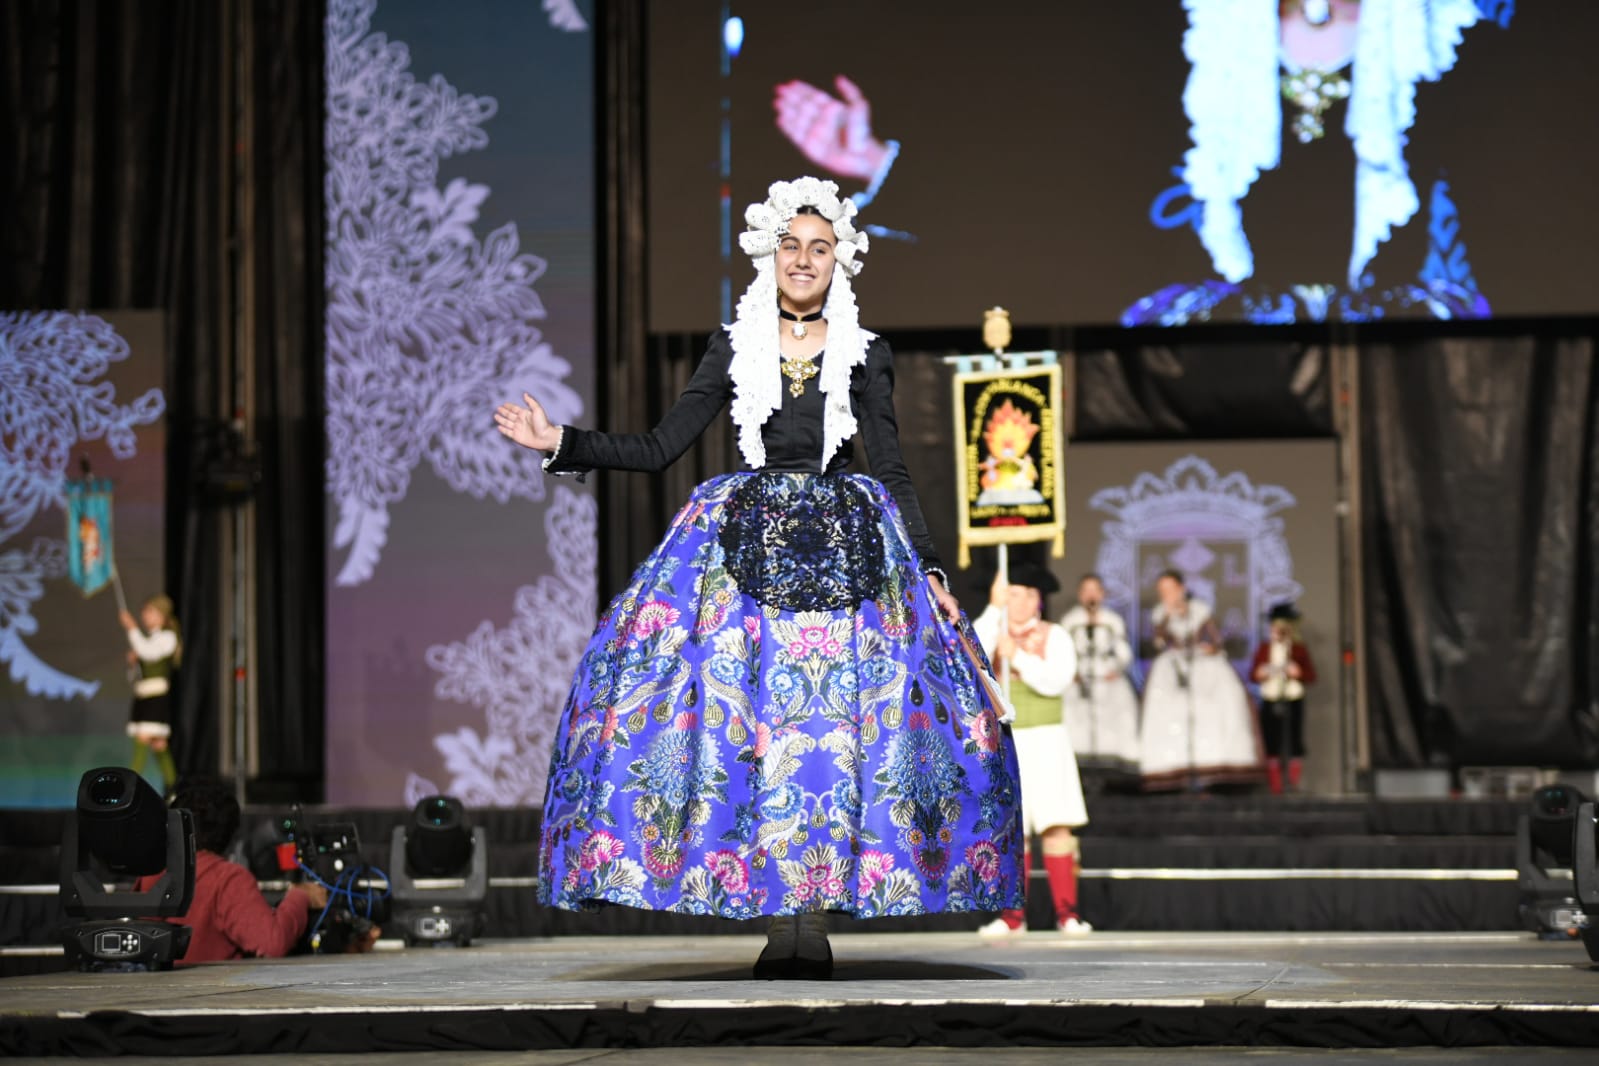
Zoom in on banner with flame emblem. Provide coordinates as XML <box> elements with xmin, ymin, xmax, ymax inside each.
<box><xmin>951</xmin><ymin>363</ymin><xmax>1066</xmax><ymax>567</ymax></box>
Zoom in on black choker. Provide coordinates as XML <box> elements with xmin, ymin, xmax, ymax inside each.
<box><xmin>778</xmin><ymin>308</ymin><xmax>824</xmax><ymax>339</ymax></box>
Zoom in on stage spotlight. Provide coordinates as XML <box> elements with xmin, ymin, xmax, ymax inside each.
<box><xmin>1516</xmin><ymin>784</ymin><xmax>1589</xmax><ymax>940</ymax></box>
<box><xmin>389</xmin><ymin>795</ymin><xmax>487</xmax><ymax>947</ymax></box>
<box><xmin>59</xmin><ymin>767</ymin><xmax>196</xmax><ymax>970</ymax></box>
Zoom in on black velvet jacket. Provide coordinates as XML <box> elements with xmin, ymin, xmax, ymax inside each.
<box><xmin>544</xmin><ymin>329</ymin><xmax>945</xmax><ymax>573</ymax></box>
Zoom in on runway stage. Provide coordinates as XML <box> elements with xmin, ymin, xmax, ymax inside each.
<box><xmin>2</xmin><ymin>931</ymin><xmax>1597</xmax><ymax>1055</ymax></box>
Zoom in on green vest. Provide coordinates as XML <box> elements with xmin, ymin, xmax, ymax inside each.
<box><xmin>138</xmin><ymin>652</ymin><xmax>175</xmax><ymax>682</ymax></box>
<box><xmin>1010</xmin><ymin>678</ymin><xmax>1060</xmax><ymax>730</ymax></box>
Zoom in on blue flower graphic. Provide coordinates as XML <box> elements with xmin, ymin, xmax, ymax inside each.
<box><xmin>639</xmin><ymin>729</ymin><xmax>720</xmax><ymax>808</ymax></box>
<box><xmin>767</xmin><ymin>667</ymin><xmax>801</xmax><ymax>698</ymax></box>
<box><xmin>759</xmin><ymin>781</ymin><xmax>804</xmax><ymax>820</ymax></box>
<box><xmin>884</xmin><ymin>728</ymin><xmax>964</xmax><ymax>809</ymax></box>
<box><xmin>557</xmin><ymin>768</ymin><xmax>588</xmax><ymax>805</ymax></box>
<box><xmin>831</xmin><ymin>778</ymin><xmax>863</xmax><ymax>820</ymax></box>
<box><xmin>708</xmin><ymin>654</ymin><xmax>747</xmax><ymax>686</ymax></box>
<box><xmin>860</xmin><ymin>658</ymin><xmax>896</xmax><ymax>685</ymax></box>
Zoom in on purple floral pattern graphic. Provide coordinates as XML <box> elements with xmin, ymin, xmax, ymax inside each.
<box><xmin>324</xmin><ymin>0</ymin><xmax>584</xmax><ymax>586</ymax></box>
<box><xmin>413</xmin><ymin>486</ymin><xmax>598</xmax><ymax>807</ymax></box>
<box><xmin>0</xmin><ymin>313</ymin><xmax>164</xmax><ymax>698</ymax></box>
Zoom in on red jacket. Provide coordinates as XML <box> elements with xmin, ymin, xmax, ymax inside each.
<box><xmin>1249</xmin><ymin>639</ymin><xmax>1317</xmax><ymax>688</ymax></box>
<box><xmin>136</xmin><ymin>850</ymin><xmax>312</xmax><ymax>965</ymax></box>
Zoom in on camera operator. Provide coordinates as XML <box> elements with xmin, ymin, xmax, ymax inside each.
<box><xmin>135</xmin><ymin>779</ymin><xmax>330</xmax><ymax>964</ymax></box>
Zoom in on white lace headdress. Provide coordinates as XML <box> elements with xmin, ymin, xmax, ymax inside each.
<box><xmin>728</xmin><ymin>176</ymin><xmax>873</xmax><ymax>470</ymax></box>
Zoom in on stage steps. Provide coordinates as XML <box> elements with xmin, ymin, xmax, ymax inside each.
<box><xmin>1</xmin><ymin>796</ymin><xmax>1531</xmax><ymax>965</ymax></box>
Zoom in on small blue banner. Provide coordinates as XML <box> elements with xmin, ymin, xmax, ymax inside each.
<box><xmin>65</xmin><ymin>479</ymin><xmax>115</xmax><ymax>597</ymax></box>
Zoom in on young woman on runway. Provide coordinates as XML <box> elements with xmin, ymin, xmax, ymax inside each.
<box><xmin>496</xmin><ymin>177</ymin><xmax>1024</xmax><ymax>979</ymax></box>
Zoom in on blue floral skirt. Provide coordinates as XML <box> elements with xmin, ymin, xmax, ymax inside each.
<box><xmin>537</xmin><ymin>472</ymin><xmax>1024</xmax><ymax>919</ymax></box>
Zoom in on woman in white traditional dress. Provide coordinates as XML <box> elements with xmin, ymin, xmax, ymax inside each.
<box><xmin>1060</xmin><ymin>574</ymin><xmax>1141</xmax><ymax>785</ymax></box>
<box><xmin>973</xmin><ymin>562</ymin><xmax>1092</xmax><ymax>935</ymax></box>
<box><xmin>1139</xmin><ymin>570</ymin><xmax>1262</xmax><ymax>791</ymax></box>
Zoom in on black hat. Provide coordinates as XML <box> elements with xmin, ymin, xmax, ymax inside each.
<box><xmin>1003</xmin><ymin>562</ymin><xmax>1061</xmax><ymax>595</ymax></box>
<box><xmin>1268</xmin><ymin>602</ymin><xmax>1300</xmax><ymax>622</ymax></box>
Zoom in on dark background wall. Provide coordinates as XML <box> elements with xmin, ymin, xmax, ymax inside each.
<box><xmin>2</xmin><ymin>1</ymin><xmax>1595</xmax><ymax>804</ymax></box>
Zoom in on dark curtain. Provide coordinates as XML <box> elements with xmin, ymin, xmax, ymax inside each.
<box><xmin>595</xmin><ymin>0</ymin><xmax>659</xmax><ymax>603</ymax></box>
<box><xmin>1073</xmin><ymin>341</ymin><xmax>1334</xmax><ymax>439</ymax></box>
<box><xmin>1</xmin><ymin>0</ymin><xmax>325</xmax><ymax>794</ymax></box>
<box><xmin>246</xmin><ymin>2</ymin><xmax>326</xmax><ymax>798</ymax></box>
<box><xmin>1361</xmin><ymin>330</ymin><xmax>1599</xmax><ymax>767</ymax></box>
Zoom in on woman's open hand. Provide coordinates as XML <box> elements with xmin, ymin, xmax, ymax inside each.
<box><xmin>495</xmin><ymin>392</ymin><xmax>561</xmax><ymax>452</ymax></box>
<box><xmin>928</xmin><ymin>572</ymin><xmax>961</xmax><ymax>624</ymax></box>
<box><xmin>773</xmin><ymin>75</ymin><xmax>889</xmax><ymax>183</ymax></box>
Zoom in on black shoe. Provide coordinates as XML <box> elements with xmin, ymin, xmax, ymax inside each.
<box><xmin>791</xmin><ymin>913</ymin><xmax>833</xmax><ymax>980</ymax></box>
<box><xmin>753</xmin><ymin>915</ymin><xmax>798</xmax><ymax>979</ymax></box>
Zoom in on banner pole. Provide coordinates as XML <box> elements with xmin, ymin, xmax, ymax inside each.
<box><xmin>997</xmin><ymin>542</ymin><xmax>1011</xmax><ymax>698</ymax></box>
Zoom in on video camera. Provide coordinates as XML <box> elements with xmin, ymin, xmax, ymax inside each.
<box><xmin>275</xmin><ymin>806</ymin><xmax>386</xmax><ymax>954</ymax></box>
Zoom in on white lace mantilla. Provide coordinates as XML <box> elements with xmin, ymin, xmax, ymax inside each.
<box><xmin>728</xmin><ymin>177</ymin><xmax>874</xmax><ymax>470</ymax></box>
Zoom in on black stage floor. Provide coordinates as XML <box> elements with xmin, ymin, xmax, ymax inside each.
<box><xmin>3</xmin><ymin>931</ymin><xmax>1597</xmax><ymax>1055</ymax></box>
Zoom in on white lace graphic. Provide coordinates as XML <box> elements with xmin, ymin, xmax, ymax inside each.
<box><xmin>411</xmin><ymin>487</ymin><xmax>598</xmax><ymax>807</ymax></box>
<box><xmin>324</xmin><ymin>0</ymin><xmax>585</xmax><ymax>585</ymax></box>
<box><xmin>1180</xmin><ymin>0</ymin><xmax>1481</xmax><ymax>287</ymax></box>
<box><xmin>1180</xmin><ymin>0</ymin><xmax>1281</xmax><ymax>284</ymax></box>
<box><xmin>0</xmin><ymin>312</ymin><xmax>165</xmax><ymax>698</ymax></box>
<box><xmin>542</xmin><ymin>0</ymin><xmax>588</xmax><ymax>32</ymax></box>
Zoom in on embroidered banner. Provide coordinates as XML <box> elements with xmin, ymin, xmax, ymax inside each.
<box><xmin>951</xmin><ymin>363</ymin><xmax>1066</xmax><ymax>567</ymax></box>
<box><xmin>65</xmin><ymin>478</ymin><xmax>116</xmax><ymax>598</ymax></box>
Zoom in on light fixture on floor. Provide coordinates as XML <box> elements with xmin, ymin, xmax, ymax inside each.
<box><xmin>1516</xmin><ymin>783</ymin><xmax>1588</xmax><ymax>940</ymax></box>
<box><xmin>59</xmin><ymin>766</ymin><xmax>195</xmax><ymax>970</ymax></box>
<box><xmin>388</xmin><ymin>794</ymin><xmax>486</xmax><ymax>946</ymax></box>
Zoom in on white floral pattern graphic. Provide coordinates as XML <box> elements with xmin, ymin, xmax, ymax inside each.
<box><xmin>412</xmin><ymin>486</ymin><xmax>598</xmax><ymax>806</ymax></box>
<box><xmin>324</xmin><ymin>0</ymin><xmax>584</xmax><ymax>585</ymax></box>
<box><xmin>542</xmin><ymin>0</ymin><xmax>589</xmax><ymax>33</ymax></box>
<box><xmin>0</xmin><ymin>312</ymin><xmax>165</xmax><ymax>697</ymax></box>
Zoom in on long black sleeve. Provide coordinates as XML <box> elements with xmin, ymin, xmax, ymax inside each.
<box><xmin>856</xmin><ymin>339</ymin><xmax>945</xmax><ymax>574</ymax></box>
<box><xmin>546</xmin><ymin>333</ymin><xmax>733</xmax><ymax>475</ymax></box>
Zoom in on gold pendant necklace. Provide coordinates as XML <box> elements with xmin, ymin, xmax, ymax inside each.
<box><xmin>781</xmin><ymin>353</ymin><xmax>820</xmax><ymax>398</ymax></box>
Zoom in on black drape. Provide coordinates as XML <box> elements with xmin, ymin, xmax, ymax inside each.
<box><xmin>1361</xmin><ymin>329</ymin><xmax>1599</xmax><ymax>768</ymax></box>
<box><xmin>1072</xmin><ymin>340</ymin><xmax>1334</xmax><ymax>439</ymax></box>
<box><xmin>246</xmin><ymin>1</ymin><xmax>326</xmax><ymax>798</ymax></box>
<box><xmin>1</xmin><ymin>0</ymin><xmax>325</xmax><ymax>795</ymax></box>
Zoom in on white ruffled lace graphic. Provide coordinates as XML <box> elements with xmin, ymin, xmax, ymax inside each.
<box><xmin>1346</xmin><ymin>0</ymin><xmax>1480</xmax><ymax>286</ymax></box>
<box><xmin>1180</xmin><ymin>0</ymin><xmax>1481</xmax><ymax>287</ymax></box>
<box><xmin>0</xmin><ymin>312</ymin><xmax>165</xmax><ymax>698</ymax></box>
<box><xmin>412</xmin><ymin>487</ymin><xmax>598</xmax><ymax>806</ymax></box>
<box><xmin>324</xmin><ymin>0</ymin><xmax>584</xmax><ymax>586</ymax></box>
